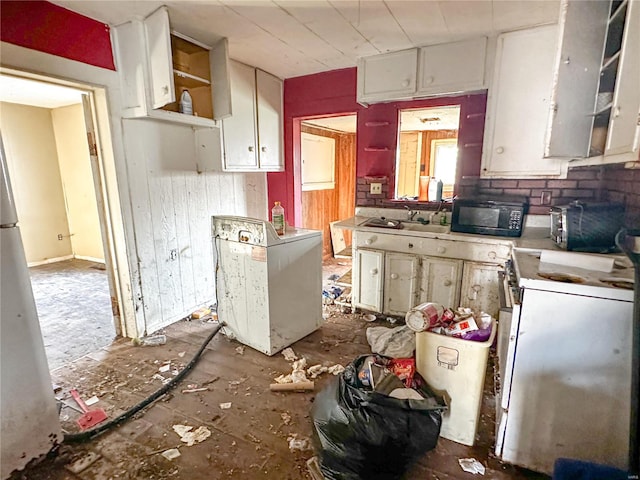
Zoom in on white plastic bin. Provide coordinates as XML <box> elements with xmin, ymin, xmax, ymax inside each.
<box><xmin>415</xmin><ymin>317</ymin><xmax>496</xmax><ymax>446</ymax></box>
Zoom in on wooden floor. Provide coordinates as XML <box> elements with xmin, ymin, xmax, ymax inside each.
<box><xmin>12</xmin><ymin>305</ymin><xmax>548</xmax><ymax>480</ymax></box>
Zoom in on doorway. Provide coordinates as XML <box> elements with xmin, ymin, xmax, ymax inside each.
<box><xmin>0</xmin><ymin>74</ymin><xmax>119</xmax><ymax>370</ymax></box>
<box><xmin>299</xmin><ymin>114</ymin><xmax>357</xmax><ymax>259</ymax></box>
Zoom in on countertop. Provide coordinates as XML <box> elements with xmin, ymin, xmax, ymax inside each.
<box><xmin>334</xmin><ymin>215</ymin><xmax>558</xmax><ymax>250</ymax></box>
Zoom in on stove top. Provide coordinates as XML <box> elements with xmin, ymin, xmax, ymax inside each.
<box><xmin>512</xmin><ymin>249</ymin><xmax>635</xmax><ymax>302</ymax></box>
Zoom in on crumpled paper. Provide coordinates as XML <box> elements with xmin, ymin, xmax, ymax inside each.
<box><xmin>458</xmin><ymin>458</ymin><xmax>485</xmax><ymax>475</ymax></box>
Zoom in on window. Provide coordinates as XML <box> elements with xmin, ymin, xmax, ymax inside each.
<box><xmin>395</xmin><ymin>106</ymin><xmax>460</xmax><ymax>200</ymax></box>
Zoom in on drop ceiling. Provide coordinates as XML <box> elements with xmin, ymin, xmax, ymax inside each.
<box><xmin>51</xmin><ymin>0</ymin><xmax>560</xmax><ymax>80</ymax></box>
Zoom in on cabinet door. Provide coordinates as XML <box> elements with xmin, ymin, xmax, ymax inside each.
<box><xmin>545</xmin><ymin>0</ymin><xmax>610</xmax><ymax>158</ymax></box>
<box><xmin>419</xmin><ymin>256</ymin><xmax>462</xmax><ymax>308</ymax></box>
<box><xmin>144</xmin><ymin>6</ymin><xmax>175</xmax><ymax>110</ymax></box>
<box><xmin>417</xmin><ymin>38</ymin><xmax>486</xmax><ymax>96</ymax></box>
<box><xmin>383</xmin><ymin>253</ymin><xmax>420</xmax><ymax>315</ymax></box>
<box><xmin>606</xmin><ymin>0</ymin><xmax>640</xmax><ymax>156</ymax></box>
<box><xmin>357</xmin><ymin>49</ymin><xmax>417</xmax><ymax>104</ymax></box>
<box><xmin>353</xmin><ymin>249</ymin><xmax>384</xmax><ymax>312</ymax></box>
<box><xmin>460</xmin><ymin>262</ymin><xmax>501</xmax><ymax>318</ymax></box>
<box><xmin>482</xmin><ymin>25</ymin><xmax>562</xmax><ymax>177</ymax></box>
<box><xmin>222</xmin><ymin>61</ymin><xmax>258</xmax><ymax>170</ymax></box>
<box><xmin>210</xmin><ymin>38</ymin><xmax>232</xmax><ymax>120</ymax></box>
<box><xmin>256</xmin><ymin>69</ymin><xmax>284</xmax><ymax>171</ymax></box>
<box><xmin>113</xmin><ymin>20</ymin><xmax>148</xmax><ymax>118</ymax></box>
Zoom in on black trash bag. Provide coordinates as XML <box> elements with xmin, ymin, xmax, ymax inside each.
<box><xmin>311</xmin><ymin>354</ymin><xmax>447</xmax><ymax>480</ymax></box>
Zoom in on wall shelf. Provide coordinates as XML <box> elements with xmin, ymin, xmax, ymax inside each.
<box><xmin>364</xmin><ymin>146</ymin><xmax>390</xmax><ymax>152</ymax></box>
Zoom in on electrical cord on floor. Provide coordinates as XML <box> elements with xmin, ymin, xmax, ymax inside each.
<box><xmin>63</xmin><ymin>321</ymin><xmax>225</xmax><ymax>444</ymax></box>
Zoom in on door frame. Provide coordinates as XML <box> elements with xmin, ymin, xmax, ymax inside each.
<box><xmin>0</xmin><ymin>68</ymin><xmax>133</xmax><ymax>337</ymax></box>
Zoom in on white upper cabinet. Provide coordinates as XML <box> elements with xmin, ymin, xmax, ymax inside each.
<box><xmin>545</xmin><ymin>0</ymin><xmax>610</xmax><ymax>158</ymax></box>
<box><xmin>604</xmin><ymin>0</ymin><xmax>640</xmax><ymax>157</ymax></box>
<box><xmin>113</xmin><ymin>6</ymin><xmax>231</xmax><ymax>128</ymax></box>
<box><xmin>222</xmin><ymin>61</ymin><xmax>283</xmax><ymax>172</ymax></box>
<box><xmin>357</xmin><ymin>49</ymin><xmax>418</xmax><ymax>104</ymax></box>
<box><xmin>356</xmin><ymin>37</ymin><xmax>488</xmax><ymax>105</ymax></box>
<box><xmin>546</xmin><ymin>0</ymin><xmax>639</xmax><ymax>164</ymax></box>
<box><xmin>417</xmin><ymin>38</ymin><xmax>487</xmax><ymax>96</ymax></box>
<box><xmin>482</xmin><ymin>25</ymin><xmax>564</xmax><ymax>177</ymax></box>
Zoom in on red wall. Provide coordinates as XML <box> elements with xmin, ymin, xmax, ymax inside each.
<box><xmin>268</xmin><ymin>67</ymin><xmax>486</xmax><ymax>225</ymax></box>
<box><xmin>0</xmin><ymin>1</ymin><xmax>115</xmax><ymax>70</ymax></box>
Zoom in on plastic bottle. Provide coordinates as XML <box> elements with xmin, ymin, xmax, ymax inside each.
<box><xmin>179</xmin><ymin>89</ymin><xmax>193</xmax><ymax>115</ymax></box>
<box><xmin>427</xmin><ymin>177</ymin><xmax>438</xmax><ymax>202</ymax></box>
<box><xmin>271</xmin><ymin>201</ymin><xmax>285</xmax><ymax>235</ymax></box>
<box><xmin>435</xmin><ymin>179</ymin><xmax>443</xmax><ymax>202</ymax></box>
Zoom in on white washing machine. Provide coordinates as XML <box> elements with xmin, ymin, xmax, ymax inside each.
<box><xmin>212</xmin><ymin>216</ymin><xmax>323</xmax><ymax>355</ymax></box>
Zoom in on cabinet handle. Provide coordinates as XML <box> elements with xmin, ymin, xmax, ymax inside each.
<box><xmin>424</xmin><ymin>76</ymin><xmax>434</xmax><ymax>85</ymax></box>
<box><xmin>408</xmin><ymin>243</ymin><xmax>414</xmax><ymax>249</ymax></box>
<box><xmin>162</xmin><ymin>85</ymin><xmax>169</xmax><ymax>95</ymax></box>
<box><xmin>443</xmin><ymin>279</ymin><xmax>452</xmax><ymax>286</ymax></box>
<box><xmin>437</xmin><ymin>246</ymin><xmax>446</xmax><ymax>254</ymax></box>
<box><xmin>261</xmin><ymin>146</ymin><xmax>267</xmax><ymax>152</ymax></box>
<box><xmin>390</xmin><ymin>273</ymin><xmax>398</xmax><ymax>279</ymax></box>
<box><xmin>370</xmin><ymin>268</ymin><xmax>378</xmax><ymax>275</ymax></box>
<box><xmin>488</xmin><ymin>251</ymin><xmax>497</xmax><ymax>260</ymax></box>
<box><xmin>248</xmin><ymin>146</ymin><xmax>254</xmax><ymax>152</ymax></box>
<box><xmin>496</xmin><ymin>146</ymin><xmax>504</xmax><ymax>154</ymax></box>
<box><xmin>401</xmin><ymin>79</ymin><xmax>410</xmax><ymax>87</ymax></box>
<box><xmin>365</xmin><ymin>238</ymin><xmax>374</xmax><ymax>245</ymax></box>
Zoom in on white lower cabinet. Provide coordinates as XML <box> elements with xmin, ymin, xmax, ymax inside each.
<box><xmin>460</xmin><ymin>262</ymin><xmax>501</xmax><ymax>318</ymax></box>
<box><xmin>383</xmin><ymin>253</ymin><xmax>420</xmax><ymax>316</ymax></box>
<box><xmin>418</xmin><ymin>256</ymin><xmax>463</xmax><ymax>309</ymax></box>
<box><xmin>353</xmin><ymin>249</ymin><xmax>384</xmax><ymax>312</ymax></box>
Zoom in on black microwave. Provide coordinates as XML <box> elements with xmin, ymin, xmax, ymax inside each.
<box><xmin>451</xmin><ymin>197</ymin><xmax>528</xmax><ymax>237</ymax></box>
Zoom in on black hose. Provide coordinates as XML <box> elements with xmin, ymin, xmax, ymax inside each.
<box><xmin>63</xmin><ymin>321</ymin><xmax>224</xmax><ymax>443</ymax></box>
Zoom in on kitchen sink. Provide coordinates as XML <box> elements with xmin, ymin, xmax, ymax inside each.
<box><xmin>401</xmin><ymin>222</ymin><xmax>451</xmax><ymax>234</ymax></box>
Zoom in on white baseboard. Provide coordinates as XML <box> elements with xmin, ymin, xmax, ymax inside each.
<box><xmin>27</xmin><ymin>255</ymin><xmax>106</xmax><ymax>267</ymax></box>
<box><xmin>28</xmin><ymin>255</ymin><xmax>74</xmax><ymax>267</ymax></box>
<box><xmin>74</xmin><ymin>255</ymin><xmax>105</xmax><ymax>264</ymax></box>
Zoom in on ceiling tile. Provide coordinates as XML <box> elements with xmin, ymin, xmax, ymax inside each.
<box><xmin>384</xmin><ymin>1</ymin><xmax>450</xmax><ymax>46</ymax></box>
<box><xmin>329</xmin><ymin>0</ymin><xmax>414</xmax><ymax>52</ymax></box>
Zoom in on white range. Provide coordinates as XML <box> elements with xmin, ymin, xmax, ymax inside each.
<box><xmin>496</xmin><ymin>248</ymin><xmax>634</xmax><ymax>474</ymax></box>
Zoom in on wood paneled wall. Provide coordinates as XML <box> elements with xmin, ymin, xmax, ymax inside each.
<box><xmin>301</xmin><ymin>124</ymin><xmax>356</xmax><ymax>258</ymax></box>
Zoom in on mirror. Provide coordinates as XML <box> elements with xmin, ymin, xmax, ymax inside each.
<box><xmin>395</xmin><ymin>105</ymin><xmax>460</xmax><ymax>201</ymax></box>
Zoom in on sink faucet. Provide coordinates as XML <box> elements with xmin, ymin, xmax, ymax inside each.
<box><xmin>404</xmin><ymin>205</ymin><xmax>419</xmax><ymax>221</ymax></box>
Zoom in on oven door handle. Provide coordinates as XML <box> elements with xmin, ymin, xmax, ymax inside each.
<box><xmin>498</xmin><ymin>270</ymin><xmax>512</xmax><ymax>311</ymax></box>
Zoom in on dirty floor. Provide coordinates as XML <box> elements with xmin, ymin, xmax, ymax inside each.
<box><xmin>11</xmin><ymin>305</ymin><xmax>549</xmax><ymax>479</ymax></box>
<box><xmin>30</xmin><ymin>259</ymin><xmax>115</xmax><ymax>370</ymax></box>
<box><xmin>11</xmin><ymin>259</ymin><xmax>548</xmax><ymax>480</ymax></box>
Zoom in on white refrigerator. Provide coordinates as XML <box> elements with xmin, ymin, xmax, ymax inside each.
<box><xmin>213</xmin><ymin>216</ymin><xmax>323</xmax><ymax>356</ymax></box>
<box><xmin>1</xmin><ymin>137</ymin><xmax>61</xmax><ymax>478</ymax></box>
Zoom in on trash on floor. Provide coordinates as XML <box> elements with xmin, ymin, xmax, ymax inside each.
<box><xmin>65</xmin><ymin>451</ymin><xmax>101</xmax><ymax>474</ymax></box>
<box><xmin>152</xmin><ymin>373</ymin><xmax>171</xmax><ymax>385</ymax></box>
<box><xmin>70</xmin><ymin>388</ymin><xmax>108</xmax><ymax>430</ymax></box>
<box><xmin>287</xmin><ymin>434</ymin><xmax>312</xmax><ymax>452</ymax></box>
<box><xmin>281</xmin><ymin>347</ymin><xmax>298</xmax><ymax>362</ymax></box>
<box><xmin>307</xmin><ymin>364</ymin><xmax>327</xmax><ymax>378</ymax></box>
<box><xmin>135</xmin><ymin>334</ymin><xmax>167</xmax><ymax>346</ymax></box>
<box><xmin>235</xmin><ymin>346</ymin><xmax>245</xmax><ymax>355</ymax></box>
<box><xmin>172</xmin><ymin>424</ymin><xmax>211</xmax><ymax>446</ymax></box>
<box><xmin>306</xmin><ymin>456</ymin><xmax>324</xmax><ymax>480</ymax></box>
<box><xmin>219</xmin><ymin>402</ymin><xmax>232</xmax><ymax>409</ymax></box>
<box><xmin>311</xmin><ymin>354</ymin><xmax>446</xmax><ymax>479</ymax></box>
<box><xmin>274</xmin><ymin>358</ymin><xmax>308</xmax><ymax>384</ymax></box>
<box><xmin>366</xmin><ymin>325</ymin><xmax>416</xmax><ymax>358</ymax></box>
<box><xmin>158</xmin><ymin>363</ymin><xmax>171</xmax><ymax>373</ymax></box>
<box><xmin>270</xmin><ymin>381</ymin><xmax>314</xmax><ymax>392</ymax></box>
<box><xmin>84</xmin><ymin>395</ymin><xmax>100</xmax><ymax>406</ymax></box>
<box><xmin>181</xmin><ymin>386</ymin><xmax>208</xmax><ymax>394</ymax></box>
<box><xmin>328</xmin><ymin>364</ymin><xmax>345</xmax><ymax>376</ymax></box>
<box><xmin>191</xmin><ymin>307</ymin><xmax>211</xmax><ymax>319</ymax></box>
<box><xmin>281</xmin><ymin>412</ymin><xmax>292</xmax><ymax>425</ymax></box>
<box><xmin>458</xmin><ymin>458</ymin><xmax>486</xmax><ymax>475</ymax></box>
<box><xmin>161</xmin><ymin>448</ymin><xmax>181</xmax><ymax>461</ymax></box>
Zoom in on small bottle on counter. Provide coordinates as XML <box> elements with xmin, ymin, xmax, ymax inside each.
<box><xmin>435</xmin><ymin>179</ymin><xmax>443</xmax><ymax>202</ymax></box>
<box><xmin>271</xmin><ymin>201</ymin><xmax>285</xmax><ymax>235</ymax></box>
<box><xmin>427</xmin><ymin>177</ymin><xmax>438</xmax><ymax>201</ymax></box>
